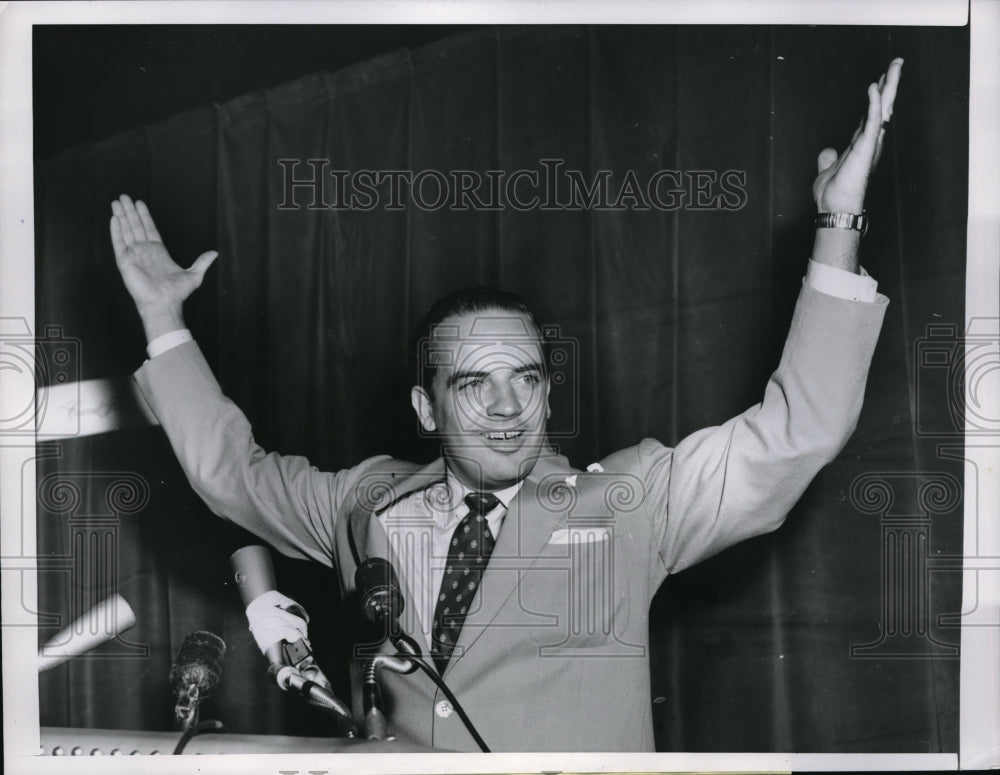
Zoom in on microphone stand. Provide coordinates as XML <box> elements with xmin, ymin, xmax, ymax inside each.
<box><xmin>361</xmin><ymin>628</ymin><xmax>420</xmax><ymax>740</ymax></box>
<box><xmin>353</xmin><ymin>556</ymin><xmax>491</xmax><ymax>751</ymax></box>
<box><xmin>361</xmin><ymin>644</ymin><xmax>491</xmax><ymax>752</ymax></box>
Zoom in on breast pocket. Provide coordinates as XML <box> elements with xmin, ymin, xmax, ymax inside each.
<box><xmin>518</xmin><ymin>526</ymin><xmax>629</xmax><ymax>649</ymax></box>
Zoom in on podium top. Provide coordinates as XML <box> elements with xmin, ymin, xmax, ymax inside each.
<box><xmin>39</xmin><ymin>726</ymin><xmax>441</xmax><ymax>755</ymax></box>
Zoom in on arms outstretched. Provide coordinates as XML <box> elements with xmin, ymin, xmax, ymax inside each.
<box><xmin>110</xmin><ymin>194</ymin><xmax>217</xmax><ymax>342</ymax></box>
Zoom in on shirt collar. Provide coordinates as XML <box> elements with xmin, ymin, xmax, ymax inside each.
<box><xmin>423</xmin><ymin>472</ymin><xmax>522</xmax><ymax>529</ymax></box>
<box><xmin>444</xmin><ymin>472</ymin><xmax>523</xmax><ymax>510</ymax></box>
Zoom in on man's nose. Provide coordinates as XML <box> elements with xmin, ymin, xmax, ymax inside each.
<box><xmin>485</xmin><ymin>380</ymin><xmax>522</xmax><ymax>417</ymax></box>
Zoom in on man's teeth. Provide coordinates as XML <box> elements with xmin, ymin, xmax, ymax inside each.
<box><xmin>486</xmin><ymin>431</ymin><xmax>522</xmax><ymax>440</ymax></box>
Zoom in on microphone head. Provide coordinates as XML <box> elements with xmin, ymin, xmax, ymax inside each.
<box><xmin>355</xmin><ymin>557</ymin><xmax>404</xmax><ymax>624</ymax></box>
<box><xmin>169</xmin><ymin>630</ymin><xmax>226</xmax><ymax>698</ymax></box>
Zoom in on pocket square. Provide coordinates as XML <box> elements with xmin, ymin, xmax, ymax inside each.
<box><xmin>547</xmin><ymin>527</ymin><xmax>612</xmax><ymax>545</ymax></box>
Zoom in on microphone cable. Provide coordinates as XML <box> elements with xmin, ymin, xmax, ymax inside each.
<box><xmin>366</xmin><ymin>645</ymin><xmax>490</xmax><ymax>753</ymax></box>
<box><xmin>350</xmin><ymin>521</ymin><xmax>491</xmax><ymax>751</ymax></box>
<box><xmin>408</xmin><ymin>654</ymin><xmax>490</xmax><ymax>753</ymax></box>
<box><xmin>173</xmin><ymin>719</ymin><xmax>228</xmax><ymax>755</ymax></box>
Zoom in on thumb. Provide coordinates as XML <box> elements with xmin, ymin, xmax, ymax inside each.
<box><xmin>189</xmin><ymin>250</ymin><xmax>219</xmax><ymax>285</ymax></box>
<box><xmin>817</xmin><ymin>147</ymin><xmax>839</xmax><ymax>174</ymax></box>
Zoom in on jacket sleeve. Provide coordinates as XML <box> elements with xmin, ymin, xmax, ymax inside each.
<box><xmin>638</xmin><ymin>281</ymin><xmax>889</xmax><ymax>582</ymax></box>
<box><xmin>133</xmin><ymin>340</ymin><xmax>389</xmax><ymax>566</ymax></box>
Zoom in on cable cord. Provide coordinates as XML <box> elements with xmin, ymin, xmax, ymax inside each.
<box><xmin>408</xmin><ymin>655</ymin><xmax>490</xmax><ymax>753</ymax></box>
<box><xmin>173</xmin><ymin>719</ymin><xmax>227</xmax><ymax>755</ymax></box>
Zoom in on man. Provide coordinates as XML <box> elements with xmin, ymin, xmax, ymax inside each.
<box><xmin>111</xmin><ymin>59</ymin><xmax>902</xmax><ymax>751</ymax></box>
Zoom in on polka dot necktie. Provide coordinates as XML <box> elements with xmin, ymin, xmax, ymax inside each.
<box><xmin>430</xmin><ymin>492</ymin><xmax>500</xmax><ymax>674</ymax></box>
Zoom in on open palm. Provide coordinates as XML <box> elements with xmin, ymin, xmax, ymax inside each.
<box><xmin>110</xmin><ymin>194</ymin><xmax>217</xmax><ymax>312</ymax></box>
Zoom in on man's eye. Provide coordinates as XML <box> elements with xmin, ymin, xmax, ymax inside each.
<box><xmin>456</xmin><ymin>378</ymin><xmax>484</xmax><ymax>391</ymax></box>
<box><xmin>518</xmin><ymin>372</ymin><xmax>541</xmax><ymax>385</ymax></box>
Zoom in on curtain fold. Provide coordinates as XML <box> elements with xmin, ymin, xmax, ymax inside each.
<box><xmin>36</xmin><ymin>24</ymin><xmax>967</xmax><ymax>751</ymax></box>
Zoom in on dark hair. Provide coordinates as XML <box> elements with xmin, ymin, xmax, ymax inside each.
<box><xmin>410</xmin><ymin>286</ymin><xmax>543</xmax><ymax>397</ymax></box>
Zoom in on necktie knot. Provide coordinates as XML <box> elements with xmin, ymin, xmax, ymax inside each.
<box><xmin>464</xmin><ymin>491</ymin><xmax>500</xmax><ymax>518</ymax></box>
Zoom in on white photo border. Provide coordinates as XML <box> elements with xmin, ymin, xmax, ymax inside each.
<box><xmin>1</xmin><ymin>1</ymin><xmax>993</xmax><ymax>773</ymax></box>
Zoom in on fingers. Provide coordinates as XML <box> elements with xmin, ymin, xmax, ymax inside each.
<box><xmin>111</xmin><ymin>194</ymin><xmax>148</xmax><ymax>243</ymax></box>
<box><xmin>850</xmin><ymin>122</ymin><xmax>864</xmax><ymax>147</ymax></box>
<box><xmin>879</xmin><ymin>57</ymin><xmax>904</xmax><ymax>122</ymax></box>
<box><xmin>109</xmin><ymin>216</ymin><xmax>127</xmax><ymax>260</ymax></box>
<box><xmin>120</xmin><ymin>194</ymin><xmax>147</xmax><ymax>241</ymax></box>
<box><xmin>861</xmin><ymin>81</ymin><xmax>883</xmax><ymax>147</ymax></box>
<box><xmin>110</xmin><ymin>200</ymin><xmax>135</xmax><ymax>249</ymax></box>
<box><xmin>872</xmin><ymin>58</ymin><xmax>903</xmax><ymax>167</ymax></box>
<box><xmin>135</xmin><ymin>200</ymin><xmax>162</xmax><ymax>244</ymax></box>
<box><xmin>110</xmin><ymin>195</ymin><xmax>163</xmax><ymax>256</ymax></box>
<box><xmin>111</xmin><ymin>196</ymin><xmax>139</xmax><ymax>245</ymax></box>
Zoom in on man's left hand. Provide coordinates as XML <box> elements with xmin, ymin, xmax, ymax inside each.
<box><xmin>813</xmin><ymin>58</ymin><xmax>904</xmax><ymax>214</ymax></box>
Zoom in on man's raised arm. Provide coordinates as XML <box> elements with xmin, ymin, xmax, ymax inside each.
<box><xmin>110</xmin><ymin>194</ymin><xmax>217</xmax><ymax>346</ymax></box>
<box><xmin>639</xmin><ymin>58</ymin><xmax>903</xmax><ymax>577</ymax></box>
<box><xmin>111</xmin><ymin>195</ymin><xmax>365</xmax><ymax>565</ymax></box>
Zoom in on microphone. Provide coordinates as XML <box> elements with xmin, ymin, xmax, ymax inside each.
<box><xmin>230</xmin><ymin>545</ymin><xmax>357</xmax><ymax>736</ymax></box>
<box><xmin>354</xmin><ymin>557</ymin><xmax>423</xmax><ymax>740</ymax></box>
<box><xmin>353</xmin><ymin>559</ymin><xmax>490</xmax><ymax>750</ymax></box>
<box><xmin>38</xmin><ymin>593</ymin><xmax>137</xmax><ymax>672</ymax></box>
<box><xmin>169</xmin><ymin>631</ymin><xmax>225</xmax><ymax>731</ymax></box>
<box><xmin>231</xmin><ymin>545</ymin><xmax>299</xmax><ymax>680</ymax></box>
<box><xmin>355</xmin><ymin>556</ymin><xmax>405</xmax><ymax>625</ymax></box>
<box><xmin>354</xmin><ymin>557</ymin><xmax>421</xmax><ymax>661</ymax></box>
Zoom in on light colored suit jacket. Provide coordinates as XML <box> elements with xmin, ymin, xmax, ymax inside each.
<box><xmin>134</xmin><ymin>282</ymin><xmax>887</xmax><ymax>751</ymax></box>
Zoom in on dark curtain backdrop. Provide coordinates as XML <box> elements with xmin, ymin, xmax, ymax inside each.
<box><xmin>35</xmin><ymin>25</ymin><xmax>967</xmax><ymax>751</ymax></box>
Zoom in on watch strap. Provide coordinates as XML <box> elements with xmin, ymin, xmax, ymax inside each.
<box><xmin>815</xmin><ymin>211</ymin><xmax>869</xmax><ymax>236</ymax></box>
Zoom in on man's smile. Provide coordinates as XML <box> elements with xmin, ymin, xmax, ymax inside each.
<box><xmin>484</xmin><ymin>430</ymin><xmax>523</xmax><ymax>441</ymax></box>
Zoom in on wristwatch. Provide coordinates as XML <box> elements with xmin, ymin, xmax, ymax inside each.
<box><xmin>815</xmin><ymin>211</ymin><xmax>869</xmax><ymax>236</ymax></box>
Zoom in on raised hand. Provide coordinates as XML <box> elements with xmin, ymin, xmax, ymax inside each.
<box><xmin>813</xmin><ymin>58</ymin><xmax>903</xmax><ymax>214</ymax></box>
<box><xmin>110</xmin><ymin>194</ymin><xmax>218</xmax><ymax>340</ymax></box>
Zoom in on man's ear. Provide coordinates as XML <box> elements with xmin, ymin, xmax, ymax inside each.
<box><xmin>411</xmin><ymin>385</ymin><xmax>437</xmax><ymax>432</ymax></box>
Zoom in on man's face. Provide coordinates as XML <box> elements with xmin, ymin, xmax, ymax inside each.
<box><xmin>411</xmin><ymin>308</ymin><xmax>551</xmax><ymax>491</ymax></box>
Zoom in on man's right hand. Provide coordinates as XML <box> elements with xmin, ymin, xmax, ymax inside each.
<box><xmin>110</xmin><ymin>194</ymin><xmax>218</xmax><ymax>342</ymax></box>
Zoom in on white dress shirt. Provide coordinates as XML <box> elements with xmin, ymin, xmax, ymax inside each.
<box><xmin>378</xmin><ymin>475</ymin><xmax>521</xmax><ymax>653</ymax></box>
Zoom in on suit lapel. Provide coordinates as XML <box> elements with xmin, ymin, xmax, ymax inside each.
<box><xmin>353</xmin><ymin>458</ymin><xmax>446</xmax><ymax>645</ymax></box>
<box><xmin>350</xmin><ymin>451</ymin><xmax>578</xmax><ymax>676</ymax></box>
<box><xmin>350</xmin><ymin>457</ymin><xmax>446</xmax><ymax>560</ymax></box>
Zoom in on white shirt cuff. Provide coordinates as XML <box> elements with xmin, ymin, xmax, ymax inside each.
<box><xmin>147</xmin><ymin>329</ymin><xmax>193</xmax><ymax>359</ymax></box>
<box><xmin>805</xmin><ymin>259</ymin><xmax>879</xmax><ymax>302</ymax></box>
